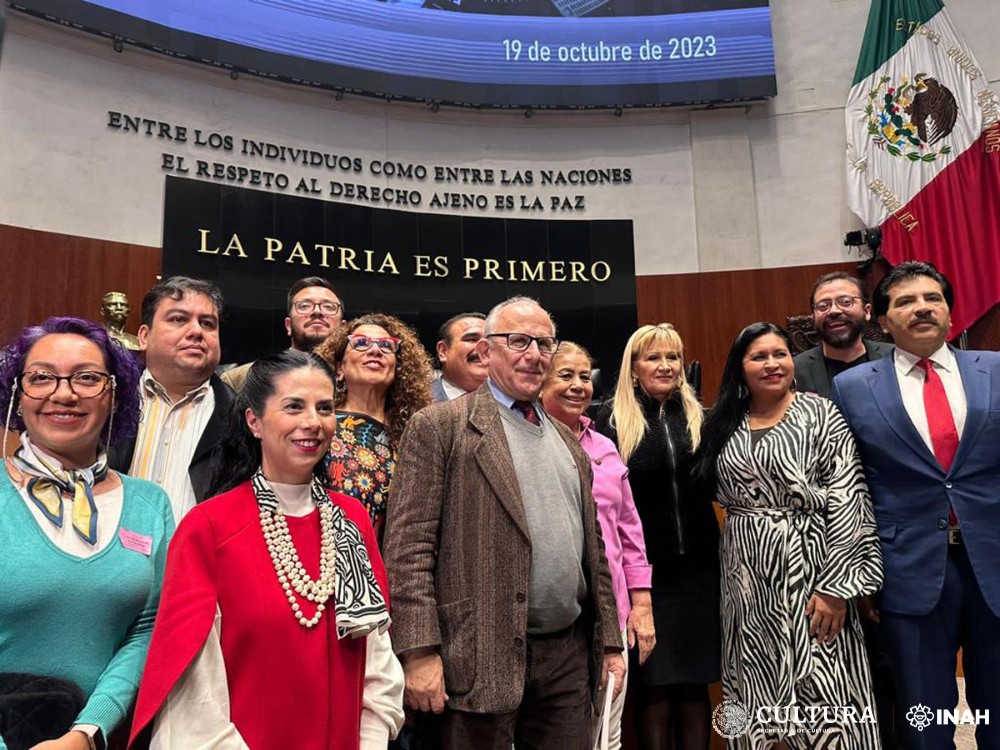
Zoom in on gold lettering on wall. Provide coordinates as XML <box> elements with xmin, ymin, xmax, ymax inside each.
<box><xmin>193</xmin><ymin>230</ymin><xmax>613</xmax><ymax>283</ymax></box>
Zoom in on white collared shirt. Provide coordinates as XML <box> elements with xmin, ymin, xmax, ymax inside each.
<box><xmin>129</xmin><ymin>369</ymin><xmax>215</xmax><ymax>522</ymax></box>
<box><xmin>440</xmin><ymin>376</ymin><xmax>468</xmax><ymax>401</ymax></box>
<box><xmin>893</xmin><ymin>344</ymin><xmax>967</xmax><ymax>453</ymax></box>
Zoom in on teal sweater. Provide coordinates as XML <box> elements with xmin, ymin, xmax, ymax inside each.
<box><xmin>0</xmin><ymin>472</ymin><xmax>174</xmax><ymax>746</ymax></box>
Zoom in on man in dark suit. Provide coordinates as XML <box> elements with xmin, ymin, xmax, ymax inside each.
<box><xmin>384</xmin><ymin>296</ymin><xmax>624</xmax><ymax>750</ymax></box>
<box><xmin>109</xmin><ymin>277</ymin><xmax>235</xmax><ymax>521</ymax></box>
<box><xmin>430</xmin><ymin>312</ymin><xmax>487</xmax><ymax>402</ymax></box>
<box><xmin>832</xmin><ymin>262</ymin><xmax>1000</xmax><ymax>750</ymax></box>
<box><xmin>794</xmin><ymin>271</ymin><xmax>893</xmax><ymax>398</ymax></box>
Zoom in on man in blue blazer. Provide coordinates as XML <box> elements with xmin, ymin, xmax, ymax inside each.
<box><xmin>832</xmin><ymin>261</ymin><xmax>1000</xmax><ymax>750</ymax></box>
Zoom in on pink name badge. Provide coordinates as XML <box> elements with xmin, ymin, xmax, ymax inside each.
<box><xmin>119</xmin><ymin>528</ymin><xmax>153</xmax><ymax>556</ymax></box>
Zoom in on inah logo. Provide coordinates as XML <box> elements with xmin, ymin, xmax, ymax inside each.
<box><xmin>713</xmin><ymin>699</ymin><xmax>752</xmax><ymax>739</ymax></box>
<box><xmin>907</xmin><ymin>704</ymin><xmax>935</xmax><ymax>731</ymax></box>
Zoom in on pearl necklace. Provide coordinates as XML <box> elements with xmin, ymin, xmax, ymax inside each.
<box><xmin>260</xmin><ymin>503</ymin><xmax>337</xmax><ymax>628</ymax></box>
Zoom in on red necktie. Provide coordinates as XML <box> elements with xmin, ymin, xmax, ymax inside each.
<box><xmin>512</xmin><ymin>401</ymin><xmax>541</xmax><ymax>426</ymax></box>
<box><xmin>918</xmin><ymin>358</ymin><xmax>959</xmax><ymax>525</ymax></box>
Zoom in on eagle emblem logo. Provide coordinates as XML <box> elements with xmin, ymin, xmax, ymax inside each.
<box><xmin>865</xmin><ymin>73</ymin><xmax>957</xmax><ymax>162</ymax></box>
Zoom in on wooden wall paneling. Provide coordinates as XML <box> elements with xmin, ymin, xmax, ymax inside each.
<box><xmin>967</xmin><ymin>304</ymin><xmax>1000</xmax><ymax>350</ymax></box>
<box><xmin>0</xmin><ymin>224</ymin><xmax>162</xmax><ymax>344</ymax></box>
<box><xmin>636</xmin><ymin>262</ymin><xmax>856</xmax><ymax>404</ymax></box>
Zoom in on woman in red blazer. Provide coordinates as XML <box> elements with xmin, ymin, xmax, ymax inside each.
<box><xmin>129</xmin><ymin>350</ymin><xmax>404</xmax><ymax>750</ymax></box>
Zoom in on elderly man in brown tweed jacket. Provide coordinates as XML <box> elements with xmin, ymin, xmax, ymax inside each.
<box><xmin>383</xmin><ymin>296</ymin><xmax>625</xmax><ymax>750</ymax></box>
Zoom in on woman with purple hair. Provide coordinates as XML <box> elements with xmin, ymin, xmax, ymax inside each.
<box><xmin>0</xmin><ymin>317</ymin><xmax>174</xmax><ymax>750</ymax></box>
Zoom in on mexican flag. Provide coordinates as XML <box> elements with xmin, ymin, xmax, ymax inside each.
<box><xmin>845</xmin><ymin>0</ymin><xmax>1000</xmax><ymax>336</ymax></box>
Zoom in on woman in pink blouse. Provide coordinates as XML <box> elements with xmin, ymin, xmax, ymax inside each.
<box><xmin>540</xmin><ymin>341</ymin><xmax>655</xmax><ymax>750</ymax></box>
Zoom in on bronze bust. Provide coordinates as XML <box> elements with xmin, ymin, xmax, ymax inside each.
<box><xmin>100</xmin><ymin>291</ymin><xmax>141</xmax><ymax>351</ymax></box>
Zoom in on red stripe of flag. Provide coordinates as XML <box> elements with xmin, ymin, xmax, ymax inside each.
<box><xmin>880</xmin><ymin>121</ymin><xmax>1000</xmax><ymax>336</ymax></box>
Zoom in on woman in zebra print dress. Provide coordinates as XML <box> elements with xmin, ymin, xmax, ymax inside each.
<box><xmin>698</xmin><ymin>323</ymin><xmax>883</xmax><ymax>749</ymax></box>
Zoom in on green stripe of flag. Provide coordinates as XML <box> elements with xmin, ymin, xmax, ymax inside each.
<box><xmin>852</xmin><ymin>0</ymin><xmax>944</xmax><ymax>86</ymax></box>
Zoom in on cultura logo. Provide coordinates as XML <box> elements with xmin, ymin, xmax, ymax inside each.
<box><xmin>712</xmin><ymin>699</ymin><xmax>752</xmax><ymax>739</ymax></box>
<box><xmin>907</xmin><ymin>704</ymin><xmax>934</xmax><ymax>731</ymax></box>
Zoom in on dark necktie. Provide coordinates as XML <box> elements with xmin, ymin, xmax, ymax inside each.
<box><xmin>511</xmin><ymin>400</ymin><xmax>541</xmax><ymax>426</ymax></box>
<box><xmin>918</xmin><ymin>358</ymin><xmax>959</xmax><ymax>525</ymax></box>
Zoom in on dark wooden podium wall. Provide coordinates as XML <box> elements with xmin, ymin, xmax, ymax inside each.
<box><xmin>1</xmin><ymin>223</ymin><xmax>997</xmax><ymax>386</ymax></box>
<box><xmin>0</xmin><ymin>224</ymin><xmax>160</xmax><ymax>341</ymax></box>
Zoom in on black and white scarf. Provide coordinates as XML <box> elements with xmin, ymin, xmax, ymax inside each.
<box><xmin>251</xmin><ymin>469</ymin><xmax>390</xmax><ymax>638</ymax></box>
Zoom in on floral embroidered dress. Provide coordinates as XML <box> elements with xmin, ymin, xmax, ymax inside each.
<box><xmin>327</xmin><ymin>412</ymin><xmax>397</xmax><ymax>541</ymax></box>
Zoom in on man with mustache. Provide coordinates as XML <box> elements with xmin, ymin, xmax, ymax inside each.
<box><xmin>833</xmin><ymin>262</ymin><xmax>1000</xmax><ymax>750</ymax></box>
<box><xmin>384</xmin><ymin>296</ymin><xmax>625</xmax><ymax>750</ymax></box>
<box><xmin>221</xmin><ymin>276</ymin><xmax>344</xmax><ymax>391</ymax></box>
<box><xmin>794</xmin><ymin>272</ymin><xmax>893</xmax><ymax>398</ymax></box>
<box><xmin>109</xmin><ymin>276</ymin><xmax>234</xmax><ymax>521</ymax></box>
<box><xmin>431</xmin><ymin>312</ymin><xmax>488</xmax><ymax>401</ymax></box>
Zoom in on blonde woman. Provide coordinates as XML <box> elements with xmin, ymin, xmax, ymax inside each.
<box><xmin>595</xmin><ymin>324</ymin><xmax>720</xmax><ymax>750</ymax></box>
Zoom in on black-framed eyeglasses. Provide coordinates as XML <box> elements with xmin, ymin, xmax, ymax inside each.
<box><xmin>292</xmin><ymin>300</ymin><xmax>343</xmax><ymax>316</ymax></box>
<box><xmin>347</xmin><ymin>335</ymin><xmax>401</xmax><ymax>354</ymax></box>
<box><xmin>487</xmin><ymin>333</ymin><xmax>559</xmax><ymax>355</ymax></box>
<box><xmin>18</xmin><ymin>371</ymin><xmax>115</xmax><ymax>399</ymax></box>
<box><xmin>812</xmin><ymin>295</ymin><xmax>862</xmax><ymax>314</ymax></box>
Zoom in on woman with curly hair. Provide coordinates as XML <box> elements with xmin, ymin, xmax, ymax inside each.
<box><xmin>315</xmin><ymin>313</ymin><xmax>433</xmax><ymax>541</ymax></box>
<box><xmin>0</xmin><ymin>317</ymin><xmax>173</xmax><ymax>750</ymax></box>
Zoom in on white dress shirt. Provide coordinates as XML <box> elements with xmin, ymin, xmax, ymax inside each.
<box><xmin>893</xmin><ymin>343</ymin><xmax>968</xmax><ymax>454</ymax></box>
<box><xmin>440</xmin><ymin>376</ymin><xmax>468</xmax><ymax>401</ymax></box>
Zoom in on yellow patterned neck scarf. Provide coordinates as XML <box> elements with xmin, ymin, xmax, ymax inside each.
<box><xmin>12</xmin><ymin>434</ymin><xmax>108</xmax><ymax>546</ymax></box>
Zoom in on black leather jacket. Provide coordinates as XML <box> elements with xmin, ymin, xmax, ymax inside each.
<box><xmin>596</xmin><ymin>389</ymin><xmax>719</xmax><ymax>565</ymax></box>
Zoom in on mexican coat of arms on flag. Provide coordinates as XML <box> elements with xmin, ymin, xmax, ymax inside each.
<box><xmin>845</xmin><ymin>0</ymin><xmax>1000</xmax><ymax>335</ymax></box>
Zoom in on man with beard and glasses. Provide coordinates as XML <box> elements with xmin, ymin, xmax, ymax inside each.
<box><xmin>794</xmin><ymin>272</ymin><xmax>893</xmax><ymax>398</ymax></box>
<box><xmin>794</xmin><ymin>271</ymin><xmax>899</xmax><ymax>748</ymax></box>
<box><xmin>431</xmin><ymin>312</ymin><xmax>488</xmax><ymax>402</ymax></box>
<box><xmin>222</xmin><ymin>277</ymin><xmax>344</xmax><ymax>392</ymax></box>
